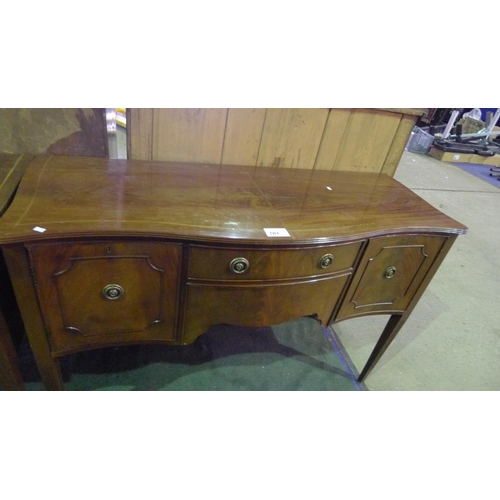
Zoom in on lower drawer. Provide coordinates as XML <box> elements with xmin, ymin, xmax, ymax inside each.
<box><xmin>182</xmin><ymin>273</ymin><xmax>351</xmax><ymax>344</ymax></box>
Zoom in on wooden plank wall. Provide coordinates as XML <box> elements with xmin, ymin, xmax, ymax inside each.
<box><xmin>128</xmin><ymin>108</ymin><xmax>423</xmax><ymax>176</ymax></box>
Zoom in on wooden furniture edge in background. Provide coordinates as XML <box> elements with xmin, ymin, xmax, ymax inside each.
<box><xmin>0</xmin><ymin>154</ymin><xmax>34</xmax><ymax>390</ymax></box>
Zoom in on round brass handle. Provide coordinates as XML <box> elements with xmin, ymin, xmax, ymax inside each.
<box><xmin>102</xmin><ymin>284</ymin><xmax>124</xmax><ymax>300</ymax></box>
<box><xmin>229</xmin><ymin>257</ymin><xmax>249</xmax><ymax>274</ymax></box>
<box><xmin>318</xmin><ymin>254</ymin><xmax>334</xmax><ymax>269</ymax></box>
<box><xmin>384</xmin><ymin>266</ymin><xmax>397</xmax><ymax>279</ymax></box>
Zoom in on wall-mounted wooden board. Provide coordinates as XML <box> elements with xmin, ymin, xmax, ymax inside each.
<box><xmin>256</xmin><ymin>108</ymin><xmax>329</xmax><ymax>169</ymax></box>
<box><xmin>128</xmin><ymin>108</ymin><xmax>425</xmax><ymax>176</ymax></box>
<box><xmin>151</xmin><ymin>109</ymin><xmax>227</xmax><ymax>164</ymax></box>
<box><xmin>221</xmin><ymin>108</ymin><xmax>267</xmax><ymax>166</ymax></box>
<box><xmin>128</xmin><ymin>108</ymin><xmax>154</xmax><ymax>161</ymax></box>
<box><xmin>314</xmin><ymin>109</ymin><xmax>352</xmax><ymax>171</ymax></box>
<box><xmin>333</xmin><ymin>109</ymin><xmax>402</xmax><ymax>173</ymax></box>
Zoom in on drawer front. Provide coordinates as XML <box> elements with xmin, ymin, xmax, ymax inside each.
<box><xmin>183</xmin><ymin>273</ymin><xmax>351</xmax><ymax>344</ymax></box>
<box><xmin>188</xmin><ymin>241</ymin><xmax>363</xmax><ymax>281</ymax></box>
<box><xmin>28</xmin><ymin>241</ymin><xmax>181</xmax><ymax>353</ymax></box>
<box><xmin>336</xmin><ymin>235</ymin><xmax>447</xmax><ymax>320</ymax></box>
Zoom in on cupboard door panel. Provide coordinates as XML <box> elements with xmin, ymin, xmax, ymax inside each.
<box><xmin>28</xmin><ymin>241</ymin><xmax>181</xmax><ymax>353</ymax></box>
<box><xmin>336</xmin><ymin>235</ymin><xmax>447</xmax><ymax>319</ymax></box>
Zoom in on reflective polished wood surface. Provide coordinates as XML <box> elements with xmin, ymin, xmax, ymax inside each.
<box><xmin>0</xmin><ymin>155</ymin><xmax>467</xmax><ymax>390</ymax></box>
<box><xmin>0</xmin><ymin>155</ymin><xmax>466</xmax><ymax>244</ymax></box>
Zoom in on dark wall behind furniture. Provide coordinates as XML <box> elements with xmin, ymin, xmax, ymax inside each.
<box><xmin>0</xmin><ymin>109</ymin><xmax>108</xmax><ymax>157</ymax></box>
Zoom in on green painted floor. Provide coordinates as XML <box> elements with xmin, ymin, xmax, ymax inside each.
<box><xmin>20</xmin><ymin>317</ymin><xmax>362</xmax><ymax>391</ymax></box>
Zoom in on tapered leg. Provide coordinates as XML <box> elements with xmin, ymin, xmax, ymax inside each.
<box><xmin>358</xmin><ymin>314</ymin><xmax>406</xmax><ymax>382</ymax></box>
<box><xmin>355</xmin><ymin>235</ymin><xmax>460</xmax><ymax>382</ymax></box>
<box><xmin>0</xmin><ymin>311</ymin><xmax>24</xmax><ymax>390</ymax></box>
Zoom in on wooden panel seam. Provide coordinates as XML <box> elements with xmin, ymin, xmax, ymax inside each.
<box><xmin>332</xmin><ymin>109</ymin><xmax>356</xmax><ymax>171</ymax></box>
<box><xmin>311</xmin><ymin>109</ymin><xmax>331</xmax><ymax>171</ymax></box>
<box><xmin>254</xmin><ymin>108</ymin><xmax>268</xmax><ymax>167</ymax></box>
<box><xmin>314</xmin><ymin>109</ymin><xmax>353</xmax><ymax>171</ymax></box>
<box><xmin>219</xmin><ymin>108</ymin><xmax>230</xmax><ymax>164</ymax></box>
<box><xmin>382</xmin><ymin>113</ymin><xmax>418</xmax><ymax>176</ymax></box>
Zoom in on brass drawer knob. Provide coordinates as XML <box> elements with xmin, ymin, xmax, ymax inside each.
<box><xmin>102</xmin><ymin>284</ymin><xmax>124</xmax><ymax>300</ymax></box>
<box><xmin>318</xmin><ymin>254</ymin><xmax>334</xmax><ymax>269</ymax></box>
<box><xmin>384</xmin><ymin>266</ymin><xmax>397</xmax><ymax>279</ymax></box>
<box><xmin>229</xmin><ymin>257</ymin><xmax>249</xmax><ymax>274</ymax></box>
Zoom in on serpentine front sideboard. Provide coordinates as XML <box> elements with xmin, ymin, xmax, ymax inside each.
<box><xmin>0</xmin><ymin>155</ymin><xmax>467</xmax><ymax>390</ymax></box>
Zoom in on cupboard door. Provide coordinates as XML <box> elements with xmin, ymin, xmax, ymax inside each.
<box><xmin>28</xmin><ymin>241</ymin><xmax>181</xmax><ymax>353</ymax></box>
<box><xmin>336</xmin><ymin>235</ymin><xmax>447</xmax><ymax>320</ymax></box>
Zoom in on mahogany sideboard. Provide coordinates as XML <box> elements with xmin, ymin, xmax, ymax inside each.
<box><xmin>0</xmin><ymin>155</ymin><xmax>467</xmax><ymax>390</ymax></box>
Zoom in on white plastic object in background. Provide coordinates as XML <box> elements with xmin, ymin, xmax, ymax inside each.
<box><xmin>462</xmin><ymin>108</ymin><xmax>482</xmax><ymax>121</ymax></box>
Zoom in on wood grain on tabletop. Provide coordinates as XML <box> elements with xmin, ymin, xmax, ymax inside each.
<box><xmin>0</xmin><ymin>155</ymin><xmax>467</xmax><ymax>245</ymax></box>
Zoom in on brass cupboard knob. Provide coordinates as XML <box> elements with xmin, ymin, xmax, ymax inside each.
<box><xmin>229</xmin><ymin>257</ymin><xmax>249</xmax><ymax>274</ymax></box>
<box><xmin>384</xmin><ymin>266</ymin><xmax>397</xmax><ymax>279</ymax></box>
<box><xmin>318</xmin><ymin>254</ymin><xmax>334</xmax><ymax>269</ymax></box>
<box><xmin>102</xmin><ymin>284</ymin><xmax>124</xmax><ymax>300</ymax></box>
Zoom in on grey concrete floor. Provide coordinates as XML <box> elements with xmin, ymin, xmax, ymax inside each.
<box><xmin>334</xmin><ymin>151</ymin><xmax>500</xmax><ymax>390</ymax></box>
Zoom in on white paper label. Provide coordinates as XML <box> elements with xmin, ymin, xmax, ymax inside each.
<box><xmin>453</xmin><ymin>154</ymin><xmax>460</xmax><ymax>160</ymax></box>
<box><xmin>264</xmin><ymin>228</ymin><xmax>291</xmax><ymax>237</ymax></box>
<box><xmin>33</xmin><ymin>226</ymin><xmax>46</xmax><ymax>233</ymax></box>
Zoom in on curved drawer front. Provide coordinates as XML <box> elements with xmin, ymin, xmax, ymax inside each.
<box><xmin>188</xmin><ymin>241</ymin><xmax>363</xmax><ymax>281</ymax></box>
<box><xmin>27</xmin><ymin>241</ymin><xmax>181</xmax><ymax>353</ymax></box>
<box><xmin>183</xmin><ymin>273</ymin><xmax>351</xmax><ymax>344</ymax></box>
<box><xmin>336</xmin><ymin>234</ymin><xmax>447</xmax><ymax>319</ymax></box>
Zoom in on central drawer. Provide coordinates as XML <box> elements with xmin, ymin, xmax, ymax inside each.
<box><xmin>188</xmin><ymin>241</ymin><xmax>363</xmax><ymax>281</ymax></box>
<box><xmin>183</xmin><ymin>241</ymin><xmax>363</xmax><ymax>343</ymax></box>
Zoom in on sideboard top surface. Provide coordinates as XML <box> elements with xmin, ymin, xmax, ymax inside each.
<box><xmin>0</xmin><ymin>155</ymin><xmax>467</xmax><ymax>245</ymax></box>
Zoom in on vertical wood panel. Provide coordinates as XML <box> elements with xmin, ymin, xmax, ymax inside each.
<box><xmin>382</xmin><ymin>114</ymin><xmax>418</xmax><ymax>176</ymax></box>
<box><xmin>128</xmin><ymin>108</ymin><xmax>153</xmax><ymax>160</ymax></box>
<box><xmin>333</xmin><ymin>109</ymin><xmax>401</xmax><ymax>173</ymax></box>
<box><xmin>221</xmin><ymin>109</ymin><xmax>267</xmax><ymax>166</ymax></box>
<box><xmin>152</xmin><ymin>109</ymin><xmax>227</xmax><ymax>163</ymax></box>
<box><xmin>257</xmin><ymin>109</ymin><xmax>329</xmax><ymax>169</ymax></box>
<box><xmin>314</xmin><ymin>109</ymin><xmax>352</xmax><ymax>170</ymax></box>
